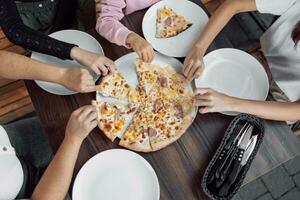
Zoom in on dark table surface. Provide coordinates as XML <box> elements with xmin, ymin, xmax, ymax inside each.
<box><xmin>25</xmin><ymin>1</ymin><xmax>300</xmax><ymax>199</ymax></box>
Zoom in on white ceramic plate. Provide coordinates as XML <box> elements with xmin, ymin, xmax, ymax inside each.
<box><xmin>96</xmin><ymin>52</ymin><xmax>197</xmax><ymax>138</ymax></box>
<box><xmin>31</xmin><ymin>30</ymin><xmax>104</xmax><ymax>95</ymax></box>
<box><xmin>72</xmin><ymin>149</ymin><xmax>160</xmax><ymax>200</ymax></box>
<box><xmin>195</xmin><ymin>48</ymin><xmax>269</xmax><ymax>115</ymax></box>
<box><xmin>142</xmin><ymin>0</ymin><xmax>209</xmax><ymax>57</ymax></box>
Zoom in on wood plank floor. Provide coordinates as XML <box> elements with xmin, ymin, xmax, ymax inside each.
<box><xmin>0</xmin><ymin>30</ymin><xmax>34</xmax><ymax>124</ymax></box>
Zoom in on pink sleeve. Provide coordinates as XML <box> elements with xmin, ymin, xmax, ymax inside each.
<box><xmin>96</xmin><ymin>0</ymin><xmax>161</xmax><ymax>48</ymax></box>
<box><xmin>96</xmin><ymin>0</ymin><xmax>132</xmax><ymax>48</ymax></box>
<box><xmin>125</xmin><ymin>0</ymin><xmax>160</xmax><ymax>15</ymax></box>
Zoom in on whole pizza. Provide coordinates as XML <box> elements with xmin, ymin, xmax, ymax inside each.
<box><xmin>93</xmin><ymin>59</ymin><xmax>196</xmax><ymax>152</ymax></box>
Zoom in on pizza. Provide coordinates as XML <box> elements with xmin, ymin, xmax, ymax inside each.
<box><xmin>92</xmin><ymin>100</ymin><xmax>138</xmax><ymax>142</ymax></box>
<box><xmin>93</xmin><ymin>59</ymin><xmax>196</xmax><ymax>152</ymax></box>
<box><xmin>135</xmin><ymin>59</ymin><xmax>164</xmax><ymax>96</ymax></box>
<box><xmin>119</xmin><ymin>104</ymin><xmax>152</xmax><ymax>152</ymax></box>
<box><xmin>156</xmin><ymin>6</ymin><xmax>192</xmax><ymax>38</ymax></box>
<box><xmin>97</xmin><ymin>71</ymin><xmax>140</xmax><ymax>103</ymax></box>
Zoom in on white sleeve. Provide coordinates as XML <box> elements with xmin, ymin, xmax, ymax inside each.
<box><xmin>255</xmin><ymin>0</ymin><xmax>300</xmax><ymax>15</ymax></box>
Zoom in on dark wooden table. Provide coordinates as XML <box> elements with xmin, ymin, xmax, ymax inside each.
<box><xmin>25</xmin><ymin>1</ymin><xmax>300</xmax><ymax>199</ymax></box>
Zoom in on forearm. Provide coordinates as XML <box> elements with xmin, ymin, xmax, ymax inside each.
<box><xmin>96</xmin><ymin>0</ymin><xmax>131</xmax><ymax>47</ymax></box>
<box><xmin>31</xmin><ymin>136</ymin><xmax>82</xmax><ymax>200</ymax></box>
<box><xmin>0</xmin><ymin>51</ymin><xmax>64</xmax><ymax>84</ymax></box>
<box><xmin>125</xmin><ymin>0</ymin><xmax>159</xmax><ymax>14</ymax></box>
<box><xmin>194</xmin><ymin>0</ymin><xmax>257</xmax><ymax>55</ymax></box>
<box><xmin>231</xmin><ymin>99</ymin><xmax>300</xmax><ymax>121</ymax></box>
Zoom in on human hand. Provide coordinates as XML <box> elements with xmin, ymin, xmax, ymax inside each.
<box><xmin>65</xmin><ymin>105</ymin><xmax>98</xmax><ymax>143</ymax></box>
<box><xmin>126</xmin><ymin>32</ymin><xmax>154</xmax><ymax>62</ymax></box>
<box><xmin>59</xmin><ymin>68</ymin><xmax>101</xmax><ymax>93</ymax></box>
<box><xmin>195</xmin><ymin>88</ymin><xmax>237</xmax><ymax>113</ymax></box>
<box><xmin>70</xmin><ymin>47</ymin><xmax>116</xmax><ymax>76</ymax></box>
<box><xmin>183</xmin><ymin>46</ymin><xmax>205</xmax><ymax>81</ymax></box>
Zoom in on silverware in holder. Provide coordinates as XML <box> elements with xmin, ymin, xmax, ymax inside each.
<box><xmin>201</xmin><ymin>114</ymin><xmax>264</xmax><ymax>200</ymax></box>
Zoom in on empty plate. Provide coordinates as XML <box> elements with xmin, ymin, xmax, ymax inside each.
<box><xmin>195</xmin><ymin>48</ymin><xmax>269</xmax><ymax>115</ymax></box>
<box><xmin>72</xmin><ymin>149</ymin><xmax>160</xmax><ymax>200</ymax></box>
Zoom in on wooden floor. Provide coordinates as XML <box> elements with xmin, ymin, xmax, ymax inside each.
<box><xmin>0</xmin><ymin>30</ymin><xmax>34</xmax><ymax>124</ymax></box>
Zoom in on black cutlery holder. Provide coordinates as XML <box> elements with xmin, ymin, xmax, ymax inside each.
<box><xmin>201</xmin><ymin>114</ymin><xmax>265</xmax><ymax>200</ymax></box>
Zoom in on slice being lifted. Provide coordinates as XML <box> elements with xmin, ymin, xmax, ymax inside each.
<box><xmin>156</xmin><ymin>6</ymin><xmax>192</xmax><ymax>38</ymax></box>
<box><xmin>92</xmin><ymin>101</ymin><xmax>138</xmax><ymax>142</ymax></box>
<box><xmin>98</xmin><ymin>71</ymin><xmax>140</xmax><ymax>103</ymax></box>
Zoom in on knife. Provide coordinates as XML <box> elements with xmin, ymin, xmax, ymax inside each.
<box><xmin>219</xmin><ymin>135</ymin><xmax>257</xmax><ymax>196</ymax></box>
<box><xmin>215</xmin><ymin>124</ymin><xmax>253</xmax><ymax>188</ymax></box>
<box><xmin>241</xmin><ymin>135</ymin><xmax>257</xmax><ymax>166</ymax></box>
<box><xmin>208</xmin><ymin>123</ymin><xmax>250</xmax><ymax>185</ymax></box>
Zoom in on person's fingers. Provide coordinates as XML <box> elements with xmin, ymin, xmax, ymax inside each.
<box><xmin>147</xmin><ymin>50</ymin><xmax>152</xmax><ymax>62</ymax></box>
<box><xmin>137</xmin><ymin>50</ymin><xmax>143</xmax><ymax>61</ymax></box>
<box><xmin>149</xmin><ymin>47</ymin><xmax>154</xmax><ymax>62</ymax></box>
<box><xmin>80</xmin><ymin>105</ymin><xmax>97</xmax><ymax>118</ymax></box>
<box><xmin>81</xmin><ymin>86</ymin><xmax>96</xmax><ymax>93</ymax></box>
<box><xmin>86</xmin><ymin>110</ymin><xmax>98</xmax><ymax>122</ymax></box>
<box><xmin>191</xmin><ymin>65</ymin><xmax>203</xmax><ymax>80</ymax></box>
<box><xmin>195</xmin><ymin>93</ymin><xmax>211</xmax><ymax>101</ymax></box>
<box><xmin>103</xmin><ymin>57</ymin><xmax>116</xmax><ymax>72</ymax></box>
<box><xmin>90</xmin><ymin>65</ymin><xmax>101</xmax><ymax>75</ymax></box>
<box><xmin>72</xmin><ymin>107</ymin><xmax>84</xmax><ymax>116</ymax></box>
<box><xmin>82</xmin><ymin>80</ymin><xmax>96</xmax><ymax>90</ymax></box>
<box><xmin>199</xmin><ymin>106</ymin><xmax>212</xmax><ymax>114</ymax></box>
<box><xmin>143</xmin><ymin>49</ymin><xmax>149</xmax><ymax>62</ymax></box>
<box><xmin>74</xmin><ymin>105</ymin><xmax>93</xmax><ymax>116</ymax></box>
<box><xmin>196</xmin><ymin>99</ymin><xmax>212</xmax><ymax>107</ymax></box>
<box><xmin>183</xmin><ymin>60</ymin><xmax>194</xmax><ymax>78</ymax></box>
<box><xmin>145</xmin><ymin>49</ymin><xmax>151</xmax><ymax>63</ymax></box>
<box><xmin>183</xmin><ymin>56</ymin><xmax>189</xmax><ymax>68</ymax></box>
<box><xmin>187</xmin><ymin>65</ymin><xmax>199</xmax><ymax>82</ymax></box>
<box><xmin>90</xmin><ymin>119</ymin><xmax>98</xmax><ymax>129</ymax></box>
<box><xmin>195</xmin><ymin>88</ymin><xmax>211</xmax><ymax>95</ymax></box>
<box><xmin>141</xmin><ymin>51</ymin><xmax>147</xmax><ymax>62</ymax></box>
<box><xmin>82</xmin><ymin>84</ymin><xmax>102</xmax><ymax>93</ymax></box>
<box><xmin>100</xmin><ymin>65</ymin><xmax>109</xmax><ymax>76</ymax></box>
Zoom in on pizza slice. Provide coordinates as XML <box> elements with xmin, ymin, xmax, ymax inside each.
<box><xmin>97</xmin><ymin>71</ymin><xmax>140</xmax><ymax>103</ymax></box>
<box><xmin>156</xmin><ymin>6</ymin><xmax>192</xmax><ymax>38</ymax></box>
<box><xmin>92</xmin><ymin>100</ymin><xmax>138</xmax><ymax>142</ymax></box>
<box><xmin>144</xmin><ymin>85</ymin><xmax>194</xmax><ymax>151</ymax></box>
<box><xmin>161</xmin><ymin>66</ymin><xmax>196</xmax><ymax>114</ymax></box>
<box><xmin>119</xmin><ymin>105</ymin><xmax>152</xmax><ymax>152</ymax></box>
<box><xmin>135</xmin><ymin>59</ymin><xmax>163</xmax><ymax>96</ymax></box>
<box><xmin>146</xmin><ymin>95</ymin><xmax>183</xmax><ymax>150</ymax></box>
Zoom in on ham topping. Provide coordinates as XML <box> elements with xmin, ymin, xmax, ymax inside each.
<box><xmin>148</xmin><ymin>127</ymin><xmax>157</xmax><ymax>137</ymax></box>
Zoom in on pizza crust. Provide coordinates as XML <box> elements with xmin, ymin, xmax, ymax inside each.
<box><xmin>119</xmin><ymin>139</ymin><xmax>152</xmax><ymax>152</ymax></box>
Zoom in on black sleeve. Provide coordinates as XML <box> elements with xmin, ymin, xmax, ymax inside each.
<box><xmin>0</xmin><ymin>0</ymin><xmax>77</xmax><ymax>60</ymax></box>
